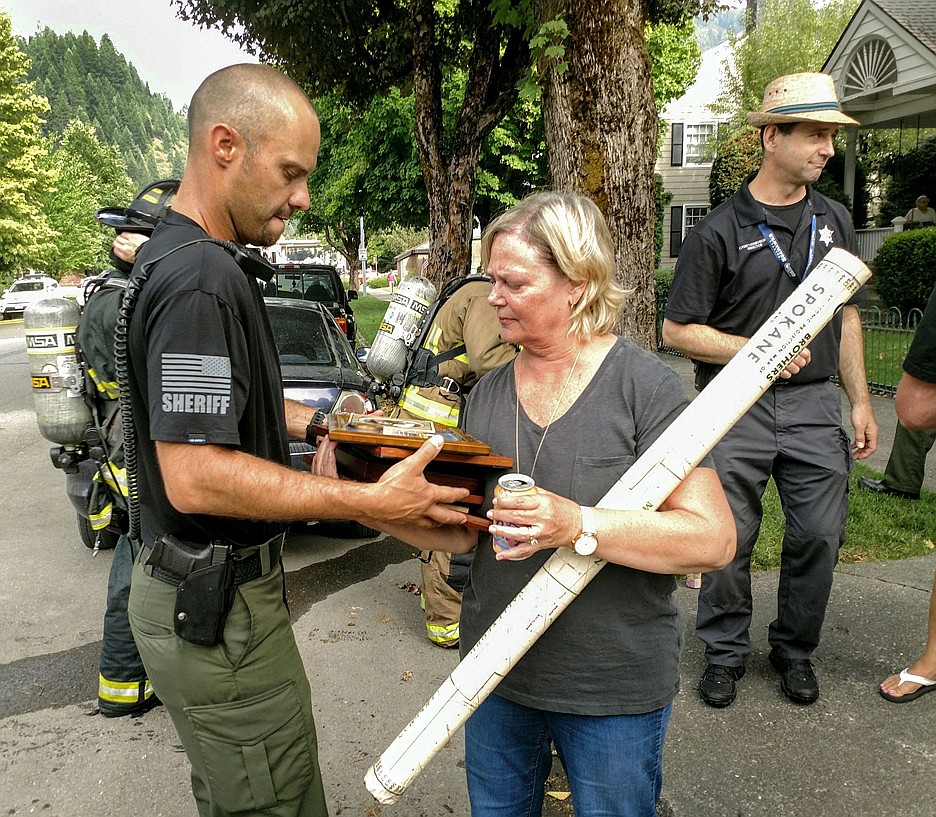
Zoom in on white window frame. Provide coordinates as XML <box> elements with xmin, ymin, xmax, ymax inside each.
<box><xmin>684</xmin><ymin>204</ymin><xmax>710</xmax><ymax>232</ymax></box>
<box><xmin>683</xmin><ymin>122</ymin><xmax>717</xmax><ymax>166</ymax></box>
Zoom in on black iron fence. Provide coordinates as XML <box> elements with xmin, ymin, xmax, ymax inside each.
<box><xmin>654</xmin><ymin>291</ymin><xmax>922</xmax><ymax>396</ymax></box>
<box><xmin>858</xmin><ymin>304</ymin><xmax>924</xmax><ymax>395</ymax></box>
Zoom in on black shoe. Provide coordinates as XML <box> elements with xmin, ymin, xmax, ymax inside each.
<box><xmin>699</xmin><ymin>663</ymin><xmax>745</xmax><ymax>708</ymax></box>
<box><xmin>857</xmin><ymin>477</ymin><xmax>920</xmax><ymax>501</ymax></box>
<box><xmin>769</xmin><ymin>650</ymin><xmax>819</xmax><ymax>704</ymax></box>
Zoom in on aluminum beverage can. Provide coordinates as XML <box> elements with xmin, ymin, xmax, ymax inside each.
<box><xmin>492</xmin><ymin>473</ymin><xmax>538</xmax><ymax>552</ymax></box>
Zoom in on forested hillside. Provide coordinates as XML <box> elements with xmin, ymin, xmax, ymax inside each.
<box><xmin>20</xmin><ymin>28</ymin><xmax>187</xmax><ymax>187</ymax></box>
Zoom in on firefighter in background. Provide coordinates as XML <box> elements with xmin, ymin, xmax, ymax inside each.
<box><xmin>392</xmin><ymin>276</ymin><xmax>518</xmax><ymax>647</ymax></box>
<box><xmin>81</xmin><ymin>179</ymin><xmax>179</xmax><ymax>716</ymax></box>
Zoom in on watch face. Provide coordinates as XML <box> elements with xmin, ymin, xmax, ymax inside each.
<box><xmin>574</xmin><ymin>534</ymin><xmax>598</xmax><ymax>556</ymax></box>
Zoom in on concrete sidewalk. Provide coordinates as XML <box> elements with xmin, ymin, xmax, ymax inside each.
<box><xmin>2</xmin><ymin>354</ymin><xmax>933</xmax><ymax>817</ymax></box>
<box><xmin>6</xmin><ymin>545</ymin><xmax>932</xmax><ymax>816</ymax></box>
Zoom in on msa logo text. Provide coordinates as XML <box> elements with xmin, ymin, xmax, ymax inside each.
<box><xmin>25</xmin><ymin>331</ymin><xmax>75</xmax><ymax>350</ymax></box>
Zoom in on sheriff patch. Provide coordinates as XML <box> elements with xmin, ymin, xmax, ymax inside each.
<box><xmin>160</xmin><ymin>353</ymin><xmax>232</xmax><ymax>415</ymax></box>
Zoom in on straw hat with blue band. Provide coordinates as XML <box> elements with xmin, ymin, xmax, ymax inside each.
<box><xmin>746</xmin><ymin>73</ymin><xmax>859</xmax><ymax>127</ymax></box>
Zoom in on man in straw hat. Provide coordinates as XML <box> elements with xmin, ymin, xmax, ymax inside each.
<box><xmin>663</xmin><ymin>73</ymin><xmax>878</xmax><ymax>707</ymax></box>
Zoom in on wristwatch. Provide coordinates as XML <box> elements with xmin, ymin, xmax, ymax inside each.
<box><xmin>572</xmin><ymin>505</ymin><xmax>599</xmax><ymax>556</ymax></box>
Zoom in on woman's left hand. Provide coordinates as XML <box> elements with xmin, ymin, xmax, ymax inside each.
<box><xmin>311</xmin><ymin>434</ymin><xmax>340</xmax><ymax>479</ymax></box>
<box><xmin>487</xmin><ymin>488</ymin><xmax>580</xmax><ymax>561</ymax></box>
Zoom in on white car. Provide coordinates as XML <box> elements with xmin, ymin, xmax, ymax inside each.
<box><xmin>0</xmin><ymin>274</ymin><xmax>60</xmax><ymax>320</ymax></box>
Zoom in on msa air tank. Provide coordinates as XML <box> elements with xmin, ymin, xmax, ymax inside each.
<box><xmin>365</xmin><ymin>275</ymin><xmax>437</xmax><ymax>383</ymax></box>
<box><xmin>24</xmin><ymin>297</ymin><xmax>92</xmax><ymax>446</ymax></box>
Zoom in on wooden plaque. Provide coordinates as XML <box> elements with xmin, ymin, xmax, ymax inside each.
<box><xmin>307</xmin><ymin>412</ymin><xmax>512</xmax><ymax>530</ymax></box>
<box><xmin>326</xmin><ymin>412</ymin><xmax>493</xmax><ymax>456</ymax></box>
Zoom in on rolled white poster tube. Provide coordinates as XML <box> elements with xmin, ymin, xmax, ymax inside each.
<box><xmin>366</xmin><ymin>247</ymin><xmax>871</xmax><ymax>804</ymax></box>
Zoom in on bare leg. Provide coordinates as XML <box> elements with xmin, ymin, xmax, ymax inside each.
<box><xmin>880</xmin><ymin>568</ymin><xmax>936</xmax><ymax>697</ymax></box>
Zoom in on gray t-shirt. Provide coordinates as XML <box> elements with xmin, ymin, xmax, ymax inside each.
<box><xmin>461</xmin><ymin>336</ymin><xmax>695</xmax><ymax>715</ymax></box>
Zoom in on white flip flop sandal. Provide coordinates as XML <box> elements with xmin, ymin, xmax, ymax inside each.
<box><xmin>879</xmin><ymin>668</ymin><xmax>936</xmax><ymax>703</ymax></box>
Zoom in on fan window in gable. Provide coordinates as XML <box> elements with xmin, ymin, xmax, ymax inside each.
<box><xmin>845</xmin><ymin>37</ymin><xmax>897</xmax><ymax>96</ymax></box>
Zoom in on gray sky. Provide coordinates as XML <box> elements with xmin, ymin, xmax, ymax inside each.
<box><xmin>3</xmin><ymin>0</ymin><xmax>259</xmax><ymax>110</ymax></box>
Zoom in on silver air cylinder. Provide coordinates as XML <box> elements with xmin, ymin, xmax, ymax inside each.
<box><xmin>24</xmin><ymin>297</ymin><xmax>92</xmax><ymax>446</ymax></box>
<box><xmin>366</xmin><ymin>275</ymin><xmax>437</xmax><ymax>382</ymax></box>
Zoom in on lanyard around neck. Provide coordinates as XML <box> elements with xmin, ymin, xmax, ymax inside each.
<box><xmin>757</xmin><ymin>206</ymin><xmax>816</xmax><ymax>281</ymax></box>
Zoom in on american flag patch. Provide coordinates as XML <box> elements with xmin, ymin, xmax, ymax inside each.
<box><xmin>160</xmin><ymin>354</ymin><xmax>233</xmax><ymax>415</ymax></box>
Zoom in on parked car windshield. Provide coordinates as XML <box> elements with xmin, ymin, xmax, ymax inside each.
<box><xmin>10</xmin><ymin>281</ymin><xmax>47</xmax><ymax>293</ymax></box>
<box><xmin>266</xmin><ymin>303</ymin><xmax>337</xmax><ymax>367</ymax></box>
<box><xmin>264</xmin><ymin>271</ymin><xmax>339</xmax><ymax>302</ymax></box>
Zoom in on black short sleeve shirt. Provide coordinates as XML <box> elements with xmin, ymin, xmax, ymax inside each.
<box><xmin>666</xmin><ymin>175</ymin><xmax>862</xmax><ymax>384</ymax></box>
<box><xmin>127</xmin><ymin>211</ymin><xmax>287</xmax><ymax>547</ymax></box>
<box><xmin>904</xmin><ymin>284</ymin><xmax>936</xmax><ymax>385</ymax></box>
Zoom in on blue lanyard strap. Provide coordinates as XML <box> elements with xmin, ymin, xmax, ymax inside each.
<box><xmin>757</xmin><ymin>213</ymin><xmax>817</xmax><ymax>281</ymax></box>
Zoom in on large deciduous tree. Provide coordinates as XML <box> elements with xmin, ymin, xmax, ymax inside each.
<box><xmin>0</xmin><ymin>13</ymin><xmax>55</xmax><ymax>283</ymax></box>
<box><xmin>296</xmin><ymin>89</ymin><xmax>428</xmax><ymax>284</ymax></box>
<box><xmin>175</xmin><ymin>0</ymin><xmax>529</xmax><ymax>286</ymax></box>
<box><xmin>37</xmin><ymin>120</ymin><xmax>135</xmax><ymax>275</ymax></box>
<box><xmin>533</xmin><ymin>1</ymin><xmax>706</xmax><ymax>348</ymax></box>
<box><xmin>175</xmin><ymin>0</ymin><xmax>707</xmax><ymax>346</ymax></box>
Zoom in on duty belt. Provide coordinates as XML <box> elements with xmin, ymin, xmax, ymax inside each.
<box><xmin>773</xmin><ymin>376</ymin><xmax>831</xmax><ymax>388</ymax></box>
<box><xmin>143</xmin><ymin>532</ymin><xmax>286</xmax><ymax>587</ymax></box>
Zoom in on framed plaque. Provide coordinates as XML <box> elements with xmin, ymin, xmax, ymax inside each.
<box><xmin>307</xmin><ymin>412</ymin><xmax>512</xmax><ymax>531</ymax></box>
<box><xmin>325</xmin><ymin>412</ymin><xmax>493</xmax><ymax>456</ymax></box>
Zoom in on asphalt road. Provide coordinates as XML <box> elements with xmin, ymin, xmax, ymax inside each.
<box><xmin>2</xmin><ymin>315</ymin><xmax>935</xmax><ymax>817</ymax></box>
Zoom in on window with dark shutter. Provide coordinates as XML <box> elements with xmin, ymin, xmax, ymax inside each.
<box><xmin>670</xmin><ymin>205</ymin><xmax>684</xmax><ymax>257</ymax></box>
<box><xmin>671</xmin><ymin>123</ymin><xmax>684</xmax><ymax>167</ymax></box>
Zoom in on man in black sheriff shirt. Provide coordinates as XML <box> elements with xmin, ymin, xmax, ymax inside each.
<box><xmin>125</xmin><ymin>64</ymin><xmax>467</xmax><ymax>817</ymax></box>
<box><xmin>879</xmin><ymin>283</ymin><xmax>936</xmax><ymax>703</ymax></box>
<box><xmin>663</xmin><ymin>73</ymin><xmax>878</xmax><ymax>708</ymax></box>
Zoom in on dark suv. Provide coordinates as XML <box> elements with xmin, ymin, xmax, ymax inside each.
<box><xmin>263</xmin><ymin>263</ymin><xmax>358</xmax><ymax>347</ymax></box>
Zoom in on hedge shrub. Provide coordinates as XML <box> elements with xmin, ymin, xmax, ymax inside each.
<box><xmin>872</xmin><ymin>227</ymin><xmax>936</xmax><ymax>315</ymax></box>
<box><xmin>709</xmin><ymin>131</ymin><xmax>761</xmax><ymax>209</ymax></box>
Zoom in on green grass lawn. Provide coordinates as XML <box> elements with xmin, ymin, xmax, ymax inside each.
<box><xmin>352</xmin><ymin>294</ymin><xmax>391</xmax><ymax>347</ymax></box>
<box><xmin>862</xmin><ymin>327</ymin><xmax>915</xmax><ymax>392</ymax></box>
<box><xmin>751</xmin><ymin>461</ymin><xmax>936</xmax><ymax>571</ymax></box>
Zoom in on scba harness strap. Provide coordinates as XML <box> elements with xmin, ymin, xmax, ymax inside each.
<box><xmin>406</xmin><ymin>344</ymin><xmax>467</xmax><ymax>393</ymax></box>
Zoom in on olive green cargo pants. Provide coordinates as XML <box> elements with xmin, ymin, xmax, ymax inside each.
<box><xmin>129</xmin><ymin>553</ymin><xmax>328</xmax><ymax>817</ymax></box>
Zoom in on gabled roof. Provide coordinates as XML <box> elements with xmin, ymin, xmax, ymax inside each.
<box><xmin>874</xmin><ymin>0</ymin><xmax>936</xmax><ymax>51</ymax></box>
<box><xmin>823</xmin><ymin>0</ymin><xmax>936</xmax><ymax>128</ymax></box>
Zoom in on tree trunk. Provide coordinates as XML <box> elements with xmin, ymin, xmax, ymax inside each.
<box><xmin>535</xmin><ymin>0</ymin><xmax>658</xmax><ymax>351</ymax></box>
<box><xmin>411</xmin><ymin>0</ymin><xmax>527</xmax><ymax>289</ymax></box>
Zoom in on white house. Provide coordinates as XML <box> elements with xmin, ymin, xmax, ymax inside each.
<box><xmin>655</xmin><ymin>41</ymin><xmax>734</xmax><ymax>268</ymax></box>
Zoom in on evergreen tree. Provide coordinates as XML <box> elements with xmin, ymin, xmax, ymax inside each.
<box><xmin>21</xmin><ymin>26</ymin><xmax>188</xmax><ymax>190</ymax></box>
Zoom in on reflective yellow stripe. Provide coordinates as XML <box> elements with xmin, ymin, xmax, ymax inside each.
<box><xmin>89</xmin><ymin>502</ymin><xmax>113</xmax><ymax>530</ymax></box>
<box><xmin>93</xmin><ymin>464</ymin><xmax>129</xmax><ymax>497</ymax></box>
<box><xmin>87</xmin><ymin>366</ymin><xmax>119</xmax><ymax>400</ymax></box>
<box><xmin>399</xmin><ymin>386</ymin><xmax>460</xmax><ymax>426</ymax></box>
<box><xmin>425</xmin><ymin>325</ymin><xmax>468</xmax><ymax>364</ymax></box>
<box><xmin>98</xmin><ymin>674</ymin><xmax>155</xmax><ymax>703</ymax></box>
<box><xmin>425</xmin><ymin>619</ymin><xmax>459</xmax><ymax>646</ymax></box>
<box><xmin>424</xmin><ymin>325</ymin><xmax>442</xmax><ymax>354</ymax></box>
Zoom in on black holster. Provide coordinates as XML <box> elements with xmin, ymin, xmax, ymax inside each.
<box><xmin>146</xmin><ymin>534</ymin><xmax>235</xmax><ymax>647</ymax></box>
